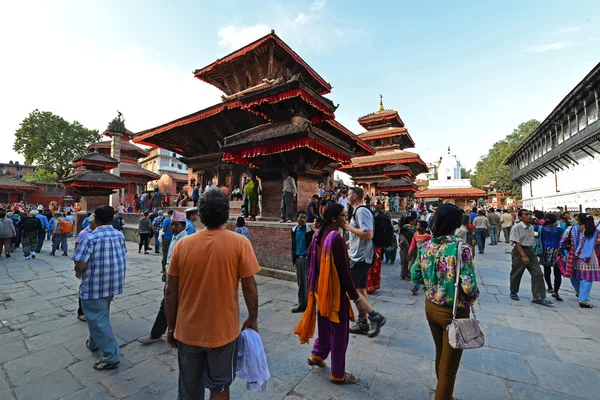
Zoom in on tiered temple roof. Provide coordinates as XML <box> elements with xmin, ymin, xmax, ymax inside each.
<box><xmin>62</xmin><ymin>152</ymin><xmax>128</xmax><ymax>190</ymax></box>
<box><xmin>133</xmin><ymin>30</ymin><xmax>374</xmax><ymax>170</ymax></box>
<box><xmin>340</xmin><ymin>97</ymin><xmax>427</xmax><ymax>186</ymax></box>
<box><xmin>90</xmin><ymin>119</ymin><xmax>159</xmax><ymax>183</ymax></box>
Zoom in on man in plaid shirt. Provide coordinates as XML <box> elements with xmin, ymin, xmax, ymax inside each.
<box><xmin>73</xmin><ymin>205</ymin><xmax>127</xmax><ymax>370</ymax></box>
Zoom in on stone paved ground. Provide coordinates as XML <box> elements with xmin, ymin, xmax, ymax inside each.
<box><xmin>1</xmin><ymin>238</ymin><xmax>600</xmax><ymax>400</ymax></box>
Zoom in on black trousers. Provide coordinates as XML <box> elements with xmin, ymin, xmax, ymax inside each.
<box><xmin>139</xmin><ymin>233</ymin><xmax>150</xmax><ymax>251</ymax></box>
<box><xmin>150</xmin><ymin>295</ymin><xmax>167</xmax><ymax>339</ymax></box>
<box><xmin>295</xmin><ymin>257</ymin><xmax>310</xmax><ymax>309</ymax></box>
<box><xmin>35</xmin><ymin>231</ymin><xmax>45</xmax><ymax>252</ymax></box>
<box><xmin>543</xmin><ymin>265</ymin><xmax>562</xmax><ymax>294</ymax></box>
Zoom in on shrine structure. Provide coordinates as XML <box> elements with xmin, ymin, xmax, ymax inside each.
<box><xmin>133</xmin><ymin>30</ymin><xmax>374</xmax><ymax>219</ymax></box>
<box><xmin>61</xmin><ymin>151</ymin><xmax>127</xmax><ymax>212</ymax></box>
<box><xmin>89</xmin><ymin>116</ymin><xmax>160</xmax><ymax>207</ymax></box>
<box><xmin>340</xmin><ymin>97</ymin><xmax>427</xmax><ymax>210</ymax></box>
<box><xmin>415</xmin><ymin>147</ymin><xmax>487</xmax><ymax>210</ymax></box>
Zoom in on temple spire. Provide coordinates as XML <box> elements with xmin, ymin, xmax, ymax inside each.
<box><xmin>448</xmin><ymin>145</ymin><xmax>451</xmax><ymax>154</ymax></box>
<box><xmin>378</xmin><ymin>94</ymin><xmax>384</xmax><ymax>112</ymax></box>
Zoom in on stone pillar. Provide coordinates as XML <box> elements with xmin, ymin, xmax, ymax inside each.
<box><xmin>109</xmin><ymin>133</ymin><xmax>123</xmax><ymax>209</ymax></box>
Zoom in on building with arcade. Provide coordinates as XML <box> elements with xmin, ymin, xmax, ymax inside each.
<box><xmin>505</xmin><ymin>62</ymin><xmax>600</xmax><ymax>212</ymax></box>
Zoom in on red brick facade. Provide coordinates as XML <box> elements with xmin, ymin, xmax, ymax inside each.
<box><xmin>226</xmin><ymin>222</ymin><xmax>293</xmax><ymax>272</ymax></box>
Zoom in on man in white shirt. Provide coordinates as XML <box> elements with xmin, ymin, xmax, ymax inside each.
<box><xmin>338</xmin><ymin>191</ymin><xmax>348</xmax><ymax>211</ymax></box>
<box><xmin>280</xmin><ymin>170</ymin><xmax>297</xmax><ymax>223</ymax></box>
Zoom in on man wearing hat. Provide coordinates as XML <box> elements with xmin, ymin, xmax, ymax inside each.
<box><xmin>184</xmin><ymin>207</ymin><xmax>198</xmax><ymax>235</ymax></box>
<box><xmin>138</xmin><ymin>211</ymin><xmax>188</xmax><ymax>344</ymax></box>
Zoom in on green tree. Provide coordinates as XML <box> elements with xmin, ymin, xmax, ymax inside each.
<box><xmin>13</xmin><ymin>110</ymin><xmax>101</xmax><ymax>181</ymax></box>
<box><xmin>23</xmin><ymin>170</ymin><xmax>59</xmax><ymax>183</ymax></box>
<box><xmin>460</xmin><ymin>167</ymin><xmax>472</xmax><ymax>179</ymax></box>
<box><xmin>471</xmin><ymin>119</ymin><xmax>540</xmax><ymax>197</ymax></box>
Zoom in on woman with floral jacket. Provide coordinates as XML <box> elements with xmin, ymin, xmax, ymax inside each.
<box><xmin>412</xmin><ymin>204</ymin><xmax>479</xmax><ymax>400</ymax></box>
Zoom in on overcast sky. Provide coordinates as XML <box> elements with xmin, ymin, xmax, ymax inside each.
<box><xmin>1</xmin><ymin>0</ymin><xmax>599</xmax><ymax>169</ymax></box>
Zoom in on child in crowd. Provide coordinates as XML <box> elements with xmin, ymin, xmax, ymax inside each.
<box><xmin>408</xmin><ymin>221</ymin><xmax>432</xmax><ymax>294</ymax></box>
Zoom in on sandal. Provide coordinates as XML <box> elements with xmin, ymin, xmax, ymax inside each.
<box><xmin>86</xmin><ymin>339</ymin><xmax>99</xmax><ymax>352</ymax></box>
<box><xmin>510</xmin><ymin>293</ymin><xmax>520</xmax><ymax>301</ymax></box>
<box><xmin>331</xmin><ymin>372</ymin><xmax>358</xmax><ymax>384</ymax></box>
<box><xmin>551</xmin><ymin>293</ymin><xmax>563</xmax><ymax>301</ymax></box>
<box><xmin>307</xmin><ymin>357</ymin><xmax>326</xmax><ymax>368</ymax></box>
<box><xmin>93</xmin><ymin>360</ymin><xmax>120</xmax><ymax>370</ymax></box>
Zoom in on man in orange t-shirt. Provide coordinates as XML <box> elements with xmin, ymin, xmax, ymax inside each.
<box><xmin>166</xmin><ymin>189</ymin><xmax>260</xmax><ymax>399</ymax></box>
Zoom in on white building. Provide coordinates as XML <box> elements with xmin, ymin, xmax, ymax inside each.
<box><xmin>416</xmin><ymin>147</ymin><xmax>486</xmax><ymax>209</ymax></box>
<box><xmin>141</xmin><ymin>148</ymin><xmax>189</xmax><ymax>193</ymax></box>
<box><xmin>505</xmin><ymin>62</ymin><xmax>600</xmax><ymax>212</ymax></box>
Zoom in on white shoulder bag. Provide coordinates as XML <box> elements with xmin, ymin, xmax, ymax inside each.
<box><xmin>446</xmin><ymin>242</ymin><xmax>485</xmax><ymax>350</ymax></box>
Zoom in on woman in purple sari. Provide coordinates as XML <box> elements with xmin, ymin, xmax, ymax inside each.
<box><xmin>295</xmin><ymin>203</ymin><xmax>367</xmax><ymax>384</ymax></box>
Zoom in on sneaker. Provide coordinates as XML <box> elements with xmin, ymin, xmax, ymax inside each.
<box><xmin>49</xmin><ymin>252</ymin><xmax>55</xmax><ymax>256</ymax></box>
<box><xmin>137</xmin><ymin>334</ymin><xmax>162</xmax><ymax>344</ymax></box>
<box><xmin>31</xmin><ymin>252</ymin><xmax>36</xmax><ymax>259</ymax></box>
<box><xmin>287</xmin><ymin>219</ymin><xmax>292</xmax><ymax>223</ymax></box>
<box><xmin>367</xmin><ymin>312</ymin><xmax>386</xmax><ymax>338</ymax></box>
<box><xmin>349</xmin><ymin>318</ymin><xmax>369</xmax><ymax>335</ymax></box>
<box><xmin>144</xmin><ymin>251</ymin><xmax>149</xmax><ymax>255</ymax></box>
<box><xmin>62</xmin><ymin>252</ymin><xmax>68</xmax><ymax>256</ymax></box>
<box><xmin>410</xmin><ymin>287</ymin><xmax>418</xmax><ymax>294</ymax></box>
<box><xmin>25</xmin><ymin>256</ymin><xmax>31</xmax><ymax>260</ymax></box>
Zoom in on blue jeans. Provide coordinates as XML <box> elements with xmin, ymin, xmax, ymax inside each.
<box><xmin>82</xmin><ymin>296</ymin><xmax>120</xmax><ymax>364</ymax></box>
<box><xmin>475</xmin><ymin>228</ymin><xmax>487</xmax><ymax>253</ymax></box>
<box><xmin>570</xmin><ymin>275</ymin><xmax>593</xmax><ymax>303</ymax></box>
<box><xmin>489</xmin><ymin>224</ymin><xmax>498</xmax><ymax>245</ymax></box>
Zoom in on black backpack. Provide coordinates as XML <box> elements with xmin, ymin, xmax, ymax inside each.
<box><xmin>23</xmin><ymin>217</ymin><xmax>40</xmax><ymax>233</ymax></box>
<box><xmin>112</xmin><ymin>216</ymin><xmax>123</xmax><ymax>231</ymax></box>
<box><xmin>355</xmin><ymin>205</ymin><xmax>395</xmax><ymax>248</ymax></box>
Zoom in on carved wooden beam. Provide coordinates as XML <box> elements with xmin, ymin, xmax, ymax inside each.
<box><xmin>268</xmin><ymin>42</ymin><xmax>274</xmax><ymax>79</ymax></box>
<box><xmin>253</xmin><ymin>53</ymin><xmax>265</xmax><ymax>80</ymax></box>
<box><xmin>219</xmin><ymin>114</ymin><xmax>237</xmax><ymax>134</ymax></box>
<box><xmin>209</xmin><ymin>123</ymin><xmax>225</xmax><ymax>140</ymax></box>
<box><xmin>201</xmin><ymin>75</ymin><xmax>227</xmax><ymax>93</ymax></box>
<box><xmin>242</xmin><ymin>61</ymin><xmax>253</xmax><ymax>86</ymax></box>
<box><xmin>218</xmin><ymin>70</ymin><xmax>233</xmax><ymax>94</ymax></box>
<box><xmin>228</xmin><ymin>64</ymin><xmax>242</xmax><ymax>92</ymax></box>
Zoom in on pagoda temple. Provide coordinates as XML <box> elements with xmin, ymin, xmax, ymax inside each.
<box><xmin>340</xmin><ymin>96</ymin><xmax>427</xmax><ymax>210</ymax></box>
<box><xmin>89</xmin><ymin>116</ymin><xmax>160</xmax><ymax>207</ymax></box>
<box><xmin>133</xmin><ymin>30</ymin><xmax>374</xmax><ymax>218</ymax></box>
<box><xmin>61</xmin><ymin>151</ymin><xmax>127</xmax><ymax>212</ymax></box>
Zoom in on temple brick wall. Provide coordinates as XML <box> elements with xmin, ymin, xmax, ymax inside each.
<box><xmin>296</xmin><ymin>176</ymin><xmax>319</xmax><ymax>215</ymax></box>
<box><xmin>260</xmin><ymin>179</ymin><xmax>284</xmax><ymax>219</ymax></box>
<box><xmin>225</xmin><ymin>222</ymin><xmax>294</xmax><ymax>272</ymax></box>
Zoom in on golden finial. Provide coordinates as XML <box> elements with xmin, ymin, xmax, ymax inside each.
<box><xmin>378</xmin><ymin>94</ymin><xmax>384</xmax><ymax>112</ymax></box>
<box><xmin>448</xmin><ymin>146</ymin><xmax>451</xmax><ymax>154</ymax></box>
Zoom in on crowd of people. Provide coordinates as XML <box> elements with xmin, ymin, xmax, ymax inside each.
<box><xmin>0</xmin><ymin>202</ymin><xmax>77</xmax><ymax>259</ymax></box>
<box><xmin>5</xmin><ymin>186</ymin><xmax>599</xmax><ymax>399</ymax></box>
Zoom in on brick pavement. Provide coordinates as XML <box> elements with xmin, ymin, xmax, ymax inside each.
<box><xmin>1</xmin><ymin>237</ymin><xmax>599</xmax><ymax>399</ymax></box>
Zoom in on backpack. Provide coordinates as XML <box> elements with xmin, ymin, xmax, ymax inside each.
<box><xmin>356</xmin><ymin>205</ymin><xmax>394</xmax><ymax>248</ymax></box>
<box><xmin>57</xmin><ymin>219</ymin><xmax>73</xmax><ymax>235</ymax></box>
<box><xmin>533</xmin><ymin>227</ymin><xmax>544</xmax><ymax>257</ymax></box>
<box><xmin>112</xmin><ymin>216</ymin><xmax>123</xmax><ymax>231</ymax></box>
<box><xmin>23</xmin><ymin>217</ymin><xmax>40</xmax><ymax>233</ymax></box>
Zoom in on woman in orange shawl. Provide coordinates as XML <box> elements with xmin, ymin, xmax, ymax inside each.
<box><xmin>294</xmin><ymin>203</ymin><xmax>366</xmax><ymax>384</ymax></box>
